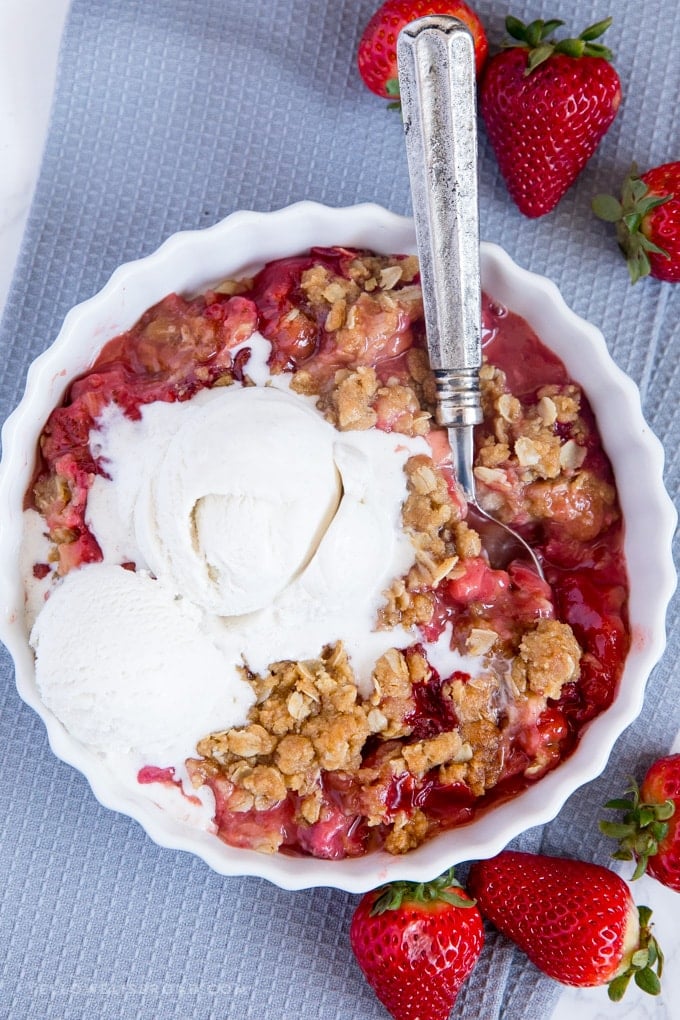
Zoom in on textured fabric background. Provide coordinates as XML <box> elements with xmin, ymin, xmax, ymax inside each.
<box><xmin>0</xmin><ymin>1</ymin><xmax>678</xmax><ymax>1018</ymax></box>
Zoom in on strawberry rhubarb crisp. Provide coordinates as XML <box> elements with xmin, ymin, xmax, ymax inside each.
<box><xmin>25</xmin><ymin>246</ymin><xmax>629</xmax><ymax>860</ymax></box>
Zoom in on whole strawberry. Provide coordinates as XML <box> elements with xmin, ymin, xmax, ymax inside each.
<box><xmin>480</xmin><ymin>17</ymin><xmax>622</xmax><ymax>218</ymax></box>
<box><xmin>357</xmin><ymin>0</ymin><xmax>488</xmax><ymax>102</ymax></box>
<box><xmin>600</xmin><ymin>753</ymin><xmax>680</xmax><ymax>890</ymax></box>
<box><xmin>349</xmin><ymin>867</ymin><xmax>484</xmax><ymax>1020</ymax></box>
<box><xmin>593</xmin><ymin>162</ymin><xmax>680</xmax><ymax>283</ymax></box>
<box><xmin>468</xmin><ymin>851</ymin><xmax>663</xmax><ymax>1001</ymax></box>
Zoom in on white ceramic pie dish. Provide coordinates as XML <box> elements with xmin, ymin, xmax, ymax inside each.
<box><xmin>0</xmin><ymin>202</ymin><xmax>676</xmax><ymax>892</ymax></box>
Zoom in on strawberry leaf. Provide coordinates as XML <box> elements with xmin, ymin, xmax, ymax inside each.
<box><xmin>638</xmin><ymin>806</ymin><xmax>656</xmax><ymax>827</ymax></box>
<box><xmin>634</xmin><ymin>252</ymin><xmax>650</xmax><ymax>278</ymax></box>
<box><xmin>505</xmin><ymin>15</ymin><xmax>528</xmax><ymax>41</ymax></box>
<box><xmin>370</xmin><ymin>866</ymin><xmax>473</xmax><ymax>915</ymax></box>
<box><xmin>635</xmin><ymin>968</ymin><xmax>661</xmax><ymax>996</ymax></box>
<box><xmin>579</xmin><ymin>17</ymin><xmax>613</xmax><ymax>41</ymax></box>
<box><xmin>525</xmin><ymin>20</ymin><xmax>545</xmax><ymax>48</ymax></box>
<box><xmin>652</xmin><ymin>820</ymin><xmax>670</xmax><ymax>840</ymax></box>
<box><xmin>638</xmin><ymin>194</ymin><xmax>675</xmax><ymax>216</ymax></box>
<box><xmin>647</xmin><ymin>941</ymin><xmax>659</xmax><ymax>968</ymax></box>
<box><xmin>631</xmin><ymin>856</ymin><xmax>648</xmax><ymax>881</ymax></box>
<box><xmin>628</xmin><ymin>249</ymin><xmax>649</xmax><ymax>284</ymax></box>
<box><xmin>638</xmin><ymin>234</ymin><xmax>669</xmax><ymax>259</ymax></box>
<box><xmin>581</xmin><ymin>41</ymin><xmax>614</xmax><ymax>60</ymax></box>
<box><xmin>623</xmin><ymin>211</ymin><xmax>643</xmax><ymax>233</ymax></box>
<box><xmin>631</xmin><ymin>178</ymin><xmax>649</xmax><ymax>202</ymax></box>
<box><xmin>556</xmin><ymin>38</ymin><xmax>585</xmax><ymax>58</ymax></box>
<box><xmin>608</xmin><ymin>973</ymin><xmax>632</xmax><ymax>1002</ymax></box>
<box><xmin>607</xmin><ymin>905</ymin><xmax>664</xmax><ymax>1000</ymax></box>
<box><xmin>632</xmin><ymin>949</ymin><xmax>649</xmax><ymax>969</ymax></box>
<box><xmin>620</xmin><ymin>176</ymin><xmax>635</xmax><ymax>207</ymax></box>
<box><xmin>439</xmin><ymin>889</ymin><xmax>477</xmax><ymax>908</ymax></box>
<box><xmin>525</xmin><ymin>43</ymin><xmax>555</xmax><ymax>73</ymax></box>
<box><xmin>604</xmin><ymin>797</ymin><xmax>636</xmax><ymax>810</ymax></box>
<box><xmin>656</xmin><ymin>800</ymin><xmax>676</xmax><ymax>821</ymax></box>
<box><xmin>541</xmin><ymin>19</ymin><xmax>565</xmax><ymax>36</ymax></box>
<box><xmin>506</xmin><ymin>16</ymin><xmax>613</xmax><ymax>72</ymax></box>
<box><xmin>596</xmin><ymin>165</ymin><xmax>676</xmax><ymax>283</ymax></box>
<box><xmin>599</xmin><ymin>820</ymin><xmax>636</xmax><ymax>839</ymax></box>
<box><xmin>592</xmin><ymin>194</ymin><xmax>622</xmax><ymax>222</ymax></box>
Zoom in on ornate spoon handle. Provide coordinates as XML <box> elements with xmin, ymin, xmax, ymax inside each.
<box><xmin>397</xmin><ymin>15</ymin><xmax>482</xmax><ymax>497</ymax></box>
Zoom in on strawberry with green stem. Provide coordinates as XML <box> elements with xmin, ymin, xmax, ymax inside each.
<box><xmin>601</xmin><ymin>752</ymin><xmax>680</xmax><ymax>890</ymax></box>
<box><xmin>349</xmin><ymin>867</ymin><xmax>484</xmax><ymax>1020</ymax></box>
<box><xmin>593</xmin><ymin>162</ymin><xmax>680</xmax><ymax>283</ymax></box>
<box><xmin>480</xmin><ymin>16</ymin><xmax>622</xmax><ymax>218</ymax></box>
<box><xmin>468</xmin><ymin>850</ymin><xmax>663</xmax><ymax>1002</ymax></box>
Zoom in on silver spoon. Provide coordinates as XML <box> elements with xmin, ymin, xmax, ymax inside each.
<box><xmin>397</xmin><ymin>15</ymin><xmax>544</xmax><ymax>578</ymax></box>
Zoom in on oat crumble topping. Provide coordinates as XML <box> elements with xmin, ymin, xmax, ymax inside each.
<box><xmin>189</xmin><ymin>613</ymin><xmax>581</xmax><ymax>853</ymax></box>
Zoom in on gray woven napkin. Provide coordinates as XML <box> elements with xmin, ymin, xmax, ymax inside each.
<box><xmin>1</xmin><ymin>1</ymin><xmax>678</xmax><ymax>1018</ymax></box>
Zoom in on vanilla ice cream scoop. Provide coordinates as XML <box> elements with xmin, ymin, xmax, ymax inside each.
<box><xmin>31</xmin><ymin>564</ymin><xmax>254</xmax><ymax>757</ymax></box>
<box><xmin>141</xmin><ymin>387</ymin><xmax>342</xmax><ymax>615</ymax></box>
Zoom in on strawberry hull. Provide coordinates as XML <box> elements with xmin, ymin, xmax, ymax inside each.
<box><xmin>594</xmin><ymin>161</ymin><xmax>680</xmax><ymax>283</ymax></box>
<box><xmin>350</xmin><ymin>874</ymin><xmax>485</xmax><ymax>1020</ymax></box>
<box><xmin>642</xmin><ymin>754</ymin><xmax>680</xmax><ymax>891</ymax></box>
<box><xmin>640</xmin><ymin>164</ymin><xmax>680</xmax><ymax>282</ymax></box>
<box><xmin>480</xmin><ymin>21</ymin><xmax>622</xmax><ymax>218</ymax></box>
<box><xmin>469</xmin><ymin>852</ymin><xmax>638</xmax><ymax>987</ymax></box>
<box><xmin>468</xmin><ymin>850</ymin><xmax>664</xmax><ymax>1001</ymax></box>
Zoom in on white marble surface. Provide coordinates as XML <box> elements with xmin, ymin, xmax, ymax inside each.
<box><xmin>0</xmin><ymin>2</ymin><xmax>677</xmax><ymax>1017</ymax></box>
<box><xmin>0</xmin><ymin>0</ymin><xmax>71</xmax><ymax>310</ymax></box>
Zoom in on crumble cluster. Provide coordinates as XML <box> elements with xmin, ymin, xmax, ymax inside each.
<box><xmin>379</xmin><ymin>454</ymin><xmax>478</xmax><ymax>631</ymax></box>
<box><xmin>289</xmin><ymin>254</ymin><xmax>438</xmax><ymax>438</ymax></box>
<box><xmin>310</xmin><ymin>349</ymin><xmax>436</xmax><ymax>438</ymax></box>
<box><xmin>193</xmin><ymin>642</ymin><xmax>378</xmax><ymax>826</ymax></box>
<box><xmin>475</xmin><ymin>364</ymin><xmax>618</xmax><ymax>541</ymax></box>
